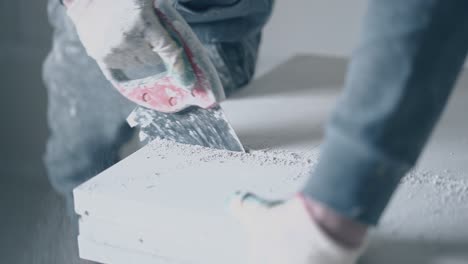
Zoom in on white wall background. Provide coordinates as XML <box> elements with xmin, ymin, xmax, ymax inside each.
<box><xmin>259</xmin><ymin>0</ymin><xmax>367</xmax><ymax>67</ymax></box>
<box><xmin>0</xmin><ymin>0</ymin><xmax>368</xmax><ymax>181</ymax></box>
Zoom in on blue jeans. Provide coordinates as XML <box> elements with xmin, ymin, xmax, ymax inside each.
<box><xmin>303</xmin><ymin>0</ymin><xmax>468</xmax><ymax>225</ymax></box>
<box><xmin>43</xmin><ymin>0</ymin><xmax>273</xmax><ymax>207</ymax></box>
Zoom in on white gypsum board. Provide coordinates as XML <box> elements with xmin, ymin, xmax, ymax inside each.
<box><xmin>74</xmin><ymin>139</ymin><xmax>316</xmax><ymax>228</ymax></box>
<box><xmin>78</xmin><ymin>215</ymin><xmax>245</xmax><ymax>264</ymax></box>
<box><xmin>78</xmin><ymin>236</ymin><xmax>179</xmax><ymax>264</ymax></box>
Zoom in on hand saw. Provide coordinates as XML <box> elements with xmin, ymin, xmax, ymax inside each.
<box><xmin>102</xmin><ymin>0</ymin><xmax>244</xmax><ymax>152</ymax></box>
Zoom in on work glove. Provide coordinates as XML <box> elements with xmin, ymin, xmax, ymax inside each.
<box><xmin>65</xmin><ymin>0</ymin><xmax>195</xmax><ymax>90</ymax></box>
<box><xmin>229</xmin><ymin>193</ymin><xmax>367</xmax><ymax>264</ymax></box>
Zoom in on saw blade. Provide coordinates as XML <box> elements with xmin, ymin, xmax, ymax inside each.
<box><xmin>127</xmin><ymin>105</ymin><xmax>244</xmax><ymax>152</ymax></box>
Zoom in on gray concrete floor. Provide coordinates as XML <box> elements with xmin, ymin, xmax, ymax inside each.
<box><xmin>0</xmin><ymin>25</ymin><xmax>93</xmax><ymax>262</ymax></box>
<box><xmin>1</xmin><ymin>54</ymin><xmax>467</xmax><ymax>263</ymax></box>
<box><xmin>0</xmin><ymin>173</ymin><xmax>93</xmax><ymax>264</ymax></box>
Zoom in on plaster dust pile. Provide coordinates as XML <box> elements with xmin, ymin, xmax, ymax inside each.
<box><xmin>74</xmin><ymin>139</ymin><xmax>316</xmax><ymax>264</ymax></box>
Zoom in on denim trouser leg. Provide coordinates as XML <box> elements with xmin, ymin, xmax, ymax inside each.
<box><xmin>43</xmin><ymin>0</ymin><xmax>273</xmax><ymax>210</ymax></box>
<box><xmin>176</xmin><ymin>0</ymin><xmax>274</xmax><ymax>95</ymax></box>
<box><xmin>43</xmin><ymin>2</ymin><xmax>137</xmax><ymax>206</ymax></box>
<box><xmin>303</xmin><ymin>0</ymin><xmax>468</xmax><ymax>225</ymax></box>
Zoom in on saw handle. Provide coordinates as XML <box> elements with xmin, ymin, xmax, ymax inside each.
<box><xmin>100</xmin><ymin>1</ymin><xmax>220</xmax><ymax>113</ymax></box>
<box><xmin>99</xmin><ymin>63</ymin><xmax>215</xmax><ymax>113</ymax></box>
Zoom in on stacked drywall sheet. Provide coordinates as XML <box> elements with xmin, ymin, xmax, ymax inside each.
<box><xmin>74</xmin><ymin>139</ymin><xmax>314</xmax><ymax>264</ymax></box>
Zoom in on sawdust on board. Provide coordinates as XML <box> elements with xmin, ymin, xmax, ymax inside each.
<box><xmin>401</xmin><ymin>169</ymin><xmax>468</xmax><ymax>203</ymax></box>
<box><xmin>145</xmin><ymin>138</ymin><xmax>318</xmax><ymax>169</ymax></box>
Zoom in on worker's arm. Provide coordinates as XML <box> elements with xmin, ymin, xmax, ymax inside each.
<box><xmin>232</xmin><ymin>0</ymin><xmax>468</xmax><ymax>263</ymax></box>
<box><xmin>303</xmin><ymin>0</ymin><xmax>468</xmax><ymax>226</ymax></box>
<box><xmin>62</xmin><ymin>0</ymin><xmax>272</xmax><ymax>108</ymax></box>
<box><xmin>61</xmin><ymin>0</ymin><xmax>272</xmax><ymax>45</ymax></box>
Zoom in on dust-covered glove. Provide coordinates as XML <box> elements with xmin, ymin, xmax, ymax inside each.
<box><xmin>229</xmin><ymin>193</ymin><xmax>367</xmax><ymax>264</ymax></box>
<box><xmin>66</xmin><ymin>0</ymin><xmax>195</xmax><ymax>90</ymax></box>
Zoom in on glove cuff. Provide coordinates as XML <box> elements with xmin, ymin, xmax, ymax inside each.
<box><xmin>288</xmin><ymin>196</ymin><xmax>368</xmax><ymax>264</ymax></box>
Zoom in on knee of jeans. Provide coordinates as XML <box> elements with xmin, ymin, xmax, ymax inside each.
<box><xmin>43</xmin><ymin>140</ymin><xmax>101</xmax><ymax>197</ymax></box>
<box><xmin>43</xmin><ymin>153</ymin><xmax>77</xmax><ymax>197</ymax></box>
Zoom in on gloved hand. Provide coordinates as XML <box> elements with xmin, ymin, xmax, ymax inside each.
<box><xmin>65</xmin><ymin>0</ymin><xmax>195</xmax><ymax>90</ymax></box>
<box><xmin>229</xmin><ymin>193</ymin><xmax>367</xmax><ymax>264</ymax></box>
